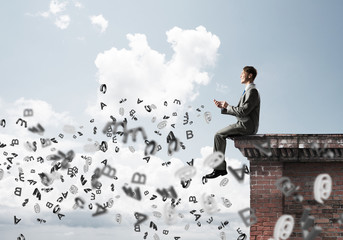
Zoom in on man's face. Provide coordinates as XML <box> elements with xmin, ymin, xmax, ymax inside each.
<box><xmin>240</xmin><ymin>70</ymin><xmax>252</xmax><ymax>84</ymax></box>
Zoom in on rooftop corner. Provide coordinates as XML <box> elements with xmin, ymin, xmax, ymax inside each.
<box><xmin>233</xmin><ymin>134</ymin><xmax>343</xmax><ymax>162</ymax></box>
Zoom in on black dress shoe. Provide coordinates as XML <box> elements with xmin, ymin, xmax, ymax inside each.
<box><xmin>205</xmin><ymin>169</ymin><xmax>228</xmax><ymax>179</ymax></box>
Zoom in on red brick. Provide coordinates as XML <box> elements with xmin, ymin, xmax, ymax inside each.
<box><xmin>262</xmin><ymin>221</ymin><xmax>275</xmax><ymax>227</ymax></box>
<box><xmin>316</xmin><ymin>218</ymin><xmax>330</xmax><ymax>223</ymax></box>
<box><xmin>237</xmin><ymin>134</ymin><xmax>343</xmax><ymax>239</ymax></box>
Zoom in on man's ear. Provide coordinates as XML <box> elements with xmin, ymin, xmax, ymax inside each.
<box><xmin>248</xmin><ymin>73</ymin><xmax>253</xmax><ymax>79</ymax></box>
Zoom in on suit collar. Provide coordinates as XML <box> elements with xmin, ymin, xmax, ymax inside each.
<box><xmin>245</xmin><ymin>83</ymin><xmax>256</xmax><ymax>92</ymax></box>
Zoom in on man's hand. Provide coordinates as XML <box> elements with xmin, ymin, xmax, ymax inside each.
<box><xmin>214</xmin><ymin>99</ymin><xmax>228</xmax><ymax>108</ymax></box>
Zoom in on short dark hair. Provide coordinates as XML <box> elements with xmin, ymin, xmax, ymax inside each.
<box><xmin>243</xmin><ymin>66</ymin><xmax>257</xmax><ymax>81</ymax></box>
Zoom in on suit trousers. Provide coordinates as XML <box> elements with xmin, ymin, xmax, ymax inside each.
<box><xmin>213</xmin><ymin>121</ymin><xmax>252</xmax><ymax>170</ymax></box>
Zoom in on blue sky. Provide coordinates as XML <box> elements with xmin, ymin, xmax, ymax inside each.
<box><xmin>1</xmin><ymin>0</ymin><xmax>343</xmax><ymax>239</ymax></box>
<box><xmin>2</xmin><ymin>0</ymin><xmax>343</xmax><ymax>133</ymax></box>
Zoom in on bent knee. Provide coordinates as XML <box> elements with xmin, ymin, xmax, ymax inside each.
<box><xmin>214</xmin><ymin>132</ymin><xmax>225</xmax><ymax>139</ymax></box>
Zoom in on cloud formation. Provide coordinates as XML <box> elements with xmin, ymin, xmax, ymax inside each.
<box><xmin>55</xmin><ymin>15</ymin><xmax>70</xmax><ymax>29</ymax></box>
<box><xmin>1</xmin><ymin>97</ymin><xmax>75</xmax><ymax>131</ymax></box>
<box><xmin>49</xmin><ymin>0</ymin><xmax>68</xmax><ymax>15</ymax></box>
<box><xmin>90</xmin><ymin>14</ymin><xmax>109</xmax><ymax>33</ymax></box>
<box><xmin>0</xmin><ymin>95</ymin><xmax>250</xmax><ymax>239</ymax></box>
<box><xmin>26</xmin><ymin>0</ymin><xmax>71</xmax><ymax>30</ymax></box>
<box><xmin>88</xmin><ymin>26</ymin><xmax>220</xmax><ymax>118</ymax></box>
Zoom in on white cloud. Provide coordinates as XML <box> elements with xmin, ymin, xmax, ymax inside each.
<box><xmin>74</xmin><ymin>1</ymin><xmax>83</xmax><ymax>8</ymax></box>
<box><xmin>55</xmin><ymin>15</ymin><xmax>70</xmax><ymax>29</ymax></box>
<box><xmin>0</xmin><ymin>97</ymin><xmax>78</xmax><ymax>142</ymax></box>
<box><xmin>0</xmin><ymin>97</ymin><xmax>250</xmax><ymax>239</ymax></box>
<box><xmin>36</xmin><ymin>0</ymin><xmax>68</xmax><ymax>18</ymax></box>
<box><xmin>26</xmin><ymin>0</ymin><xmax>70</xmax><ymax>29</ymax></box>
<box><xmin>49</xmin><ymin>0</ymin><xmax>68</xmax><ymax>15</ymax></box>
<box><xmin>87</xmin><ymin>26</ymin><xmax>220</xmax><ymax>119</ymax></box>
<box><xmin>167</xmin><ymin>26</ymin><xmax>219</xmax><ymax>69</ymax></box>
<box><xmin>90</xmin><ymin>14</ymin><xmax>109</xmax><ymax>33</ymax></box>
<box><xmin>39</xmin><ymin>11</ymin><xmax>50</xmax><ymax>18</ymax></box>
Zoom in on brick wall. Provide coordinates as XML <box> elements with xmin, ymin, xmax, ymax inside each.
<box><xmin>233</xmin><ymin>134</ymin><xmax>343</xmax><ymax>240</ymax></box>
<box><xmin>283</xmin><ymin>162</ymin><xmax>343</xmax><ymax>239</ymax></box>
<box><xmin>250</xmin><ymin>161</ymin><xmax>283</xmax><ymax>240</ymax></box>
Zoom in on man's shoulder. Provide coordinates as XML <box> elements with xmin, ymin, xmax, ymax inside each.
<box><xmin>247</xmin><ymin>85</ymin><xmax>259</xmax><ymax>94</ymax></box>
<box><xmin>246</xmin><ymin>85</ymin><xmax>260</xmax><ymax>101</ymax></box>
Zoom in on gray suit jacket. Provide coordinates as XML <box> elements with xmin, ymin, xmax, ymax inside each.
<box><xmin>221</xmin><ymin>83</ymin><xmax>260</xmax><ymax>134</ymax></box>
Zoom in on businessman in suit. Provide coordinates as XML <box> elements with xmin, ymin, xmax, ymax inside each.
<box><xmin>205</xmin><ymin>66</ymin><xmax>260</xmax><ymax>179</ymax></box>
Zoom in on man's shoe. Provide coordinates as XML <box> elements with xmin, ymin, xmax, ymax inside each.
<box><xmin>205</xmin><ymin>169</ymin><xmax>227</xmax><ymax>179</ymax></box>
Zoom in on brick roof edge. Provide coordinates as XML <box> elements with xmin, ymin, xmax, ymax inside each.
<box><xmin>232</xmin><ymin>134</ymin><xmax>343</xmax><ymax>162</ymax></box>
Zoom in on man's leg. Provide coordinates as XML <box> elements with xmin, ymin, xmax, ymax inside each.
<box><xmin>213</xmin><ymin>122</ymin><xmax>247</xmax><ymax>171</ymax></box>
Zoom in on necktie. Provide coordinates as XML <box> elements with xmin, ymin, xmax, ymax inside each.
<box><xmin>242</xmin><ymin>89</ymin><xmax>246</xmax><ymax>95</ymax></box>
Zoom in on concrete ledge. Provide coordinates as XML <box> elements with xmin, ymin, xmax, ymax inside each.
<box><xmin>233</xmin><ymin>134</ymin><xmax>343</xmax><ymax>162</ymax></box>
